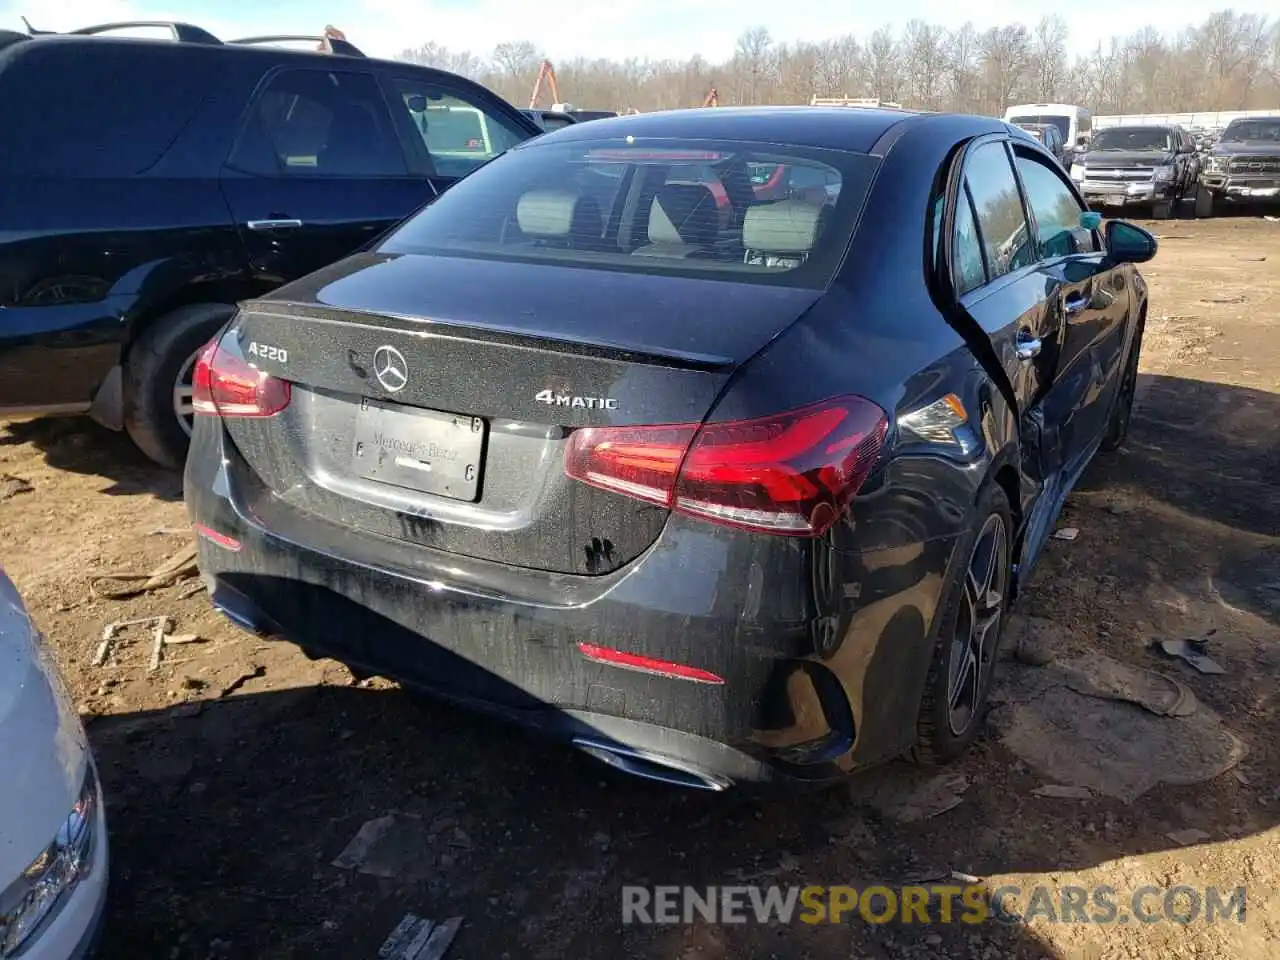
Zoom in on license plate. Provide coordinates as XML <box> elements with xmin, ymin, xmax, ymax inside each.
<box><xmin>352</xmin><ymin>398</ymin><xmax>486</xmax><ymax>501</ymax></box>
<box><xmin>1105</xmin><ymin>195</ymin><xmax>1127</xmax><ymax>206</ymax></box>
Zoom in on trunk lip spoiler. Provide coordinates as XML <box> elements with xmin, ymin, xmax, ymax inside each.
<box><xmin>235</xmin><ymin>301</ymin><xmax>738</xmax><ymax>372</ymax></box>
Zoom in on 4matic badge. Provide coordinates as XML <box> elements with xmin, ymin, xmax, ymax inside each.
<box><xmin>535</xmin><ymin>389</ymin><xmax>618</xmax><ymax>410</ymax></box>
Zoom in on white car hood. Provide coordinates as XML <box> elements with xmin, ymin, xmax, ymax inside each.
<box><xmin>0</xmin><ymin>573</ymin><xmax>89</xmax><ymax>883</ymax></box>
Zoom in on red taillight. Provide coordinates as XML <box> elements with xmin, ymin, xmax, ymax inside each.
<box><xmin>192</xmin><ymin>340</ymin><xmax>291</xmax><ymax>419</ymax></box>
<box><xmin>564</xmin><ymin>396</ymin><xmax>887</xmax><ymax>536</ymax></box>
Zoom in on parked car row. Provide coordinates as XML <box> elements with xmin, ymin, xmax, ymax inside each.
<box><xmin>1067</xmin><ymin>117</ymin><xmax>1280</xmax><ymax>218</ymax></box>
<box><xmin>4</xmin><ymin>28</ymin><xmax>1162</xmax><ymax>954</ymax></box>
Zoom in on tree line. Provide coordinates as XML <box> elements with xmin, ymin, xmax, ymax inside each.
<box><xmin>398</xmin><ymin>11</ymin><xmax>1280</xmax><ymax>118</ymax></box>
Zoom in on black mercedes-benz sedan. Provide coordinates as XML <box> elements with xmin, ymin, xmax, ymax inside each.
<box><xmin>184</xmin><ymin>106</ymin><xmax>1155</xmax><ymax>791</ymax></box>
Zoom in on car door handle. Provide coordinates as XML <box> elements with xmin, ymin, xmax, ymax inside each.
<box><xmin>1063</xmin><ymin>292</ymin><xmax>1089</xmax><ymax>316</ymax></box>
<box><xmin>1015</xmin><ymin>332</ymin><xmax>1042</xmax><ymax>361</ymax></box>
<box><xmin>246</xmin><ymin>219</ymin><xmax>303</xmax><ymax>232</ymax></box>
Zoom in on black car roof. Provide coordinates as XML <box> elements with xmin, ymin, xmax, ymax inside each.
<box><xmin>535</xmin><ymin>106</ymin><xmax>981</xmax><ymax>154</ymax></box>
<box><xmin>2</xmin><ymin>30</ymin><xmax>440</xmax><ymax>75</ymax></box>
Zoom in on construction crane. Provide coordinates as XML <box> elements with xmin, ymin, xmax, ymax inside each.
<box><xmin>529</xmin><ymin>59</ymin><xmax>567</xmax><ymax>110</ymax></box>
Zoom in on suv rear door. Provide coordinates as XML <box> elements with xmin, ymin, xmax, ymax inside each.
<box><xmin>219</xmin><ymin>65</ymin><xmax>432</xmax><ymax>290</ymax></box>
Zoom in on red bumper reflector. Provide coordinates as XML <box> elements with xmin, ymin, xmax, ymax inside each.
<box><xmin>194</xmin><ymin>523</ymin><xmax>242</xmax><ymax>552</ymax></box>
<box><xmin>577</xmin><ymin>642</ymin><xmax>725</xmax><ymax>684</ymax></box>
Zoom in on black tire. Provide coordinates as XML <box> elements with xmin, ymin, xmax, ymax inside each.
<box><xmin>1100</xmin><ymin>313</ymin><xmax>1145</xmax><ymax>452</ymax></box>
<box><xmin>914</xmin><ymin>483</ymin><xmax>1013</xmax><ymax>764</ymax></box>
<box><xmin>123</xmin><ymin>303</ymin><xmax>235</xmax><ymax>470</ymax></box>
<box><xmin>1194</xmin><ymin>185</ymin><xmax>1214</xmax><ymax>219</ymax></box>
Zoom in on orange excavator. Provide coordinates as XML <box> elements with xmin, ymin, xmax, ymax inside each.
<box><xmin>529</xmin><ymin>59</ymin><xmax>563</xmax><ymax>110</ymax></box>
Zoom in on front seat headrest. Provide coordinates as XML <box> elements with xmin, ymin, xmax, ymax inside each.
<box><xmin>743</xmin><ymin>200</ymin><xmax>825</xmax><ymax>255</ymax></box>
<box><xmin>648</xmin><ymin>183</ymin><xmax>719</xmax><ymax>245</ymax></box>
<box><xmin>516</xmin><ymin>189</ymin><xmax>604</xmax><ymax>243</ymax></box>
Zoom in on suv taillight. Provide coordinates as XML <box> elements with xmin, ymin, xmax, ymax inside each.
<box><xmin>564</xmin><ymin>396</ymin><xmax>887</xmax><ymax>536</ymax></box>
<box><xmin>191</xmin><ymin>340</ymin><xmax>291</xmax><ymax>419</ymax></box>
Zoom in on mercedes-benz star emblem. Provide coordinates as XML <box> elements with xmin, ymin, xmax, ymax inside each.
<box><xmin>372</xmin><ymin>345</ymin><xmax>408</xmax><ymax>393</ymax></box>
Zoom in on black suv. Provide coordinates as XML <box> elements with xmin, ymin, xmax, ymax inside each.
<box><xmin>0</xmin><ymin>22</ymin><xmax>540</xmax><ymax>467</ymax></box>
<box><xmin>1196</xmin><ymin>115</ymin><xmax>1280</xmax><ymax>217</ymax></box>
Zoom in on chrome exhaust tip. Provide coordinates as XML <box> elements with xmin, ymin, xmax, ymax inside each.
<box><xmin>572</xmin><ymin>738</ymin><xmax>732</xmax><ymax>792</ymax></box>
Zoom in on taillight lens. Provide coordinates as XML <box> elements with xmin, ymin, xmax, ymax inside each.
<box><xmin>191</xmin><ymin>340</ymin><xmax>291</xmax><ymax>418</ymax></box>
<box><xmin>564</xmin><ymin>396</ymin><xmax>887</xmax><ymax>536</ymax></box>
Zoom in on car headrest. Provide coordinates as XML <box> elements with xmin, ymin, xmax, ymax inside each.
<box><xmin>517</xmin><ymin>190</ymin><xmax>603</xmax><ymax>241</ymax></box>
<box><xmin>743</xmin><ymin>200</ymin><xmax>825</xmax><ymax>255</ymax></box>
<box><xmin>648</xmin><ymin>184</ymin><xmax>719</xmax><ymax>245</ymax></box>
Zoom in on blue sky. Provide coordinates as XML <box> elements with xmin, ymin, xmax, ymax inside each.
<box><xmin>2</xmin><ymin>0</ymin><xmax>1273</xmax><ymax>64</ymax></box>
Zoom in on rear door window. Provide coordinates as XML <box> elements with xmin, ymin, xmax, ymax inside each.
<box><xmin>963</xmin><ymin>141</ymin><xmax>1035</xmax><ymax>283</ymax></box>
<box><xmin>953</xmin><ymin>187</ymin><xmax>987</xmax><ymax>295</ymax></box>
<box><xmin>377</xmin><ymin>138</ymin><xmax>878</xmax><ymax>288</ymax></box>
<box><xmin>230</xmin><ymin>69</ymin><xmax>407</xmax><ymax>177</ymax></box>
<box><xmin>386</xmin><ymin>78</ymin><xmax>528</xmax><ymax>178</ymax></box>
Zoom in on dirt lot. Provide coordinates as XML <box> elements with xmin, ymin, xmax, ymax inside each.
<box><xmin>2</xmin><ymin>215</ymin><xmax>1278</xmax><ymax>960</ymax></box>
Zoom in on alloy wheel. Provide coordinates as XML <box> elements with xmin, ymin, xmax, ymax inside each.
<box><xmin>946</xmin><ymin>513</ymin><xmax>1008</xmax><ymax>737</ymax></box>
<box><xmin>173</xmin><ymin>346</ymin><xmax>202</xmax><ymax>438</ymax></box>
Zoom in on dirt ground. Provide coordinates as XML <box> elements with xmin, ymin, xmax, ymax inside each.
<box><xmin>2</xmin><ymin>214</ymin><xmax>1279</xmax><ymax>960</ymax></box>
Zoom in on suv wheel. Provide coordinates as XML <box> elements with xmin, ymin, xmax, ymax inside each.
<box><xmin>914</xmin><ymin>483</ymin><xmax>1013</xmax><ymax>764</ymax></box>
<box><xmin>123</xmin><ymin>303</ymin><xmax>235</xmax><ymax>469</ymax></box>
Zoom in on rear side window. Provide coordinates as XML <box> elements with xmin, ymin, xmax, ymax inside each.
<box><xmin>229</xmin><ymin>69</ymin><xmax>407</xmax><ymax>177</ymax></box>
<box><xmin>953</xmin><ymin>187</ymin><xmax>987</xmax><ymax>296</ymax></box>
<box><xmin>963</xmin><ymin>142</ymin><xmax>1034</xmax><ymax>284</ymax></box>
<box><xmin>0</xmin><ymin>42</ymin><xmax>221</xmax><ymax>177</ymax></box>
<box><xmin>387</xmin><ymin>78</ymin><xmax>527</xmax><ymax>178</ymax></box>
<box><xmin>377</xmin><ymin>138</ymin><xmax>878</xmax><ymax>288</ymax></box>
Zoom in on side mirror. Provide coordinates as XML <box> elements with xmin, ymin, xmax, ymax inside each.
<box><xmin>1104</xmin><ymin>220</ymin><xmax>1158</xmax><ymax>264</ymax></box>
<box><xmin>1076</xmin><ymin>136</ymin><xmax>1090</xmax><ymax>148</ymax></box>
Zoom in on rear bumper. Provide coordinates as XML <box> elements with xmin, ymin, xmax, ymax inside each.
<box><xmin>185</xmin><ymin>421</ymin><xmax>958</xmax><ymax>789</ymax></box>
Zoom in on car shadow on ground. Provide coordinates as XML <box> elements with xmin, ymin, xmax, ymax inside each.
<box><xmin>84</xmin><ymin>370</ymin><xmax>1280</xmax><ymax>958</ymax></box>
<box><xmin>0</xmin><ymin>416</ymin><xmax>182</xmax><ymax>500</ymax></box>
<box><xmin>1075</xmin><ymin>372</ymin><xmax>1280</xmax><ymax>622</ymax></box>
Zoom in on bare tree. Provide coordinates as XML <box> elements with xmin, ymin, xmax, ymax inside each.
<box><xmin>1032</xmin><ymin>16</ymin><xmax>1069</xmax><ymax>101</ymax></box>
<box><xmin>491</xmin><ymin>41</ymin><xmax>542</xmax><ymax>84</ymax></box>
<box><xmin>393</xmin><ymin>13</ymin><xmax>1280</xmax><ymax>117</ymax></box>
<box><xmin>866</xmin><ymin>26</ymin><xmax>902</xmax><ymax>102</ymax></box>
<box><xmin>902</xmin><ymin>20</ymin><xmax>948</xmax><ymax>110</ymax></box>
<box><xmin>979</xmin><ymin>25</ymin><xmax>1032</xmax><ymax>114</ymax></box>
<box><xmin>732</xmin><ymin>27</ymin><xmax>775</xmax><ymax>105</ymax></box>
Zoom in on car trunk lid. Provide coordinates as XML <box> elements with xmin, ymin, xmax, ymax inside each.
<box><xmin>218</xmin><ymin>252</ymin><xmax>821</xmax><ymax>575</ymax></box>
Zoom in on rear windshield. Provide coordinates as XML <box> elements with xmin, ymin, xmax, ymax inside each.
<box><xmin>377</xmin><ymin>137</ymin><xmax>879</xmax><ymax>288</ymax></box>
<box><xmin>1090</xmin><ymin>127</ymin><xmax>1173</xmax><ymax>152</ymax></box>
<box><xmin>1010</xmin><ymin>115</ymin><xmax>1070</xmax><ymax>140</ymax></box>
<box><xmin>1221</xmin><ymin>119</ymin><xmax>1280</xmax><ymax>143</ymax></box>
